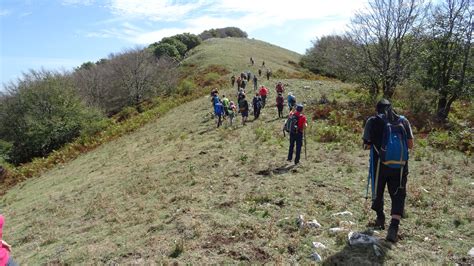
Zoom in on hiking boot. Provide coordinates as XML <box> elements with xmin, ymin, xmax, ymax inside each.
<box><xmin>375</xmin><ymin>215</ymin><xmax>386</xmax><ymax>230</ymax></box>
<box><xmin>386</xmin><ymin>225</ymin><xmax>399</xmax><ymax>243</ymax></box>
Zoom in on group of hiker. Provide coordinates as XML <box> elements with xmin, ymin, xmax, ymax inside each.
<box><xmin>213</xmin><ymin>76</ymin><xmax>414</xmax><ymax>243</ymax></box>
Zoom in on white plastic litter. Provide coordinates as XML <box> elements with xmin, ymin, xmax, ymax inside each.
<box><xmin>312</xmin><ymin>242</ymin><xmax>327</xmax><ymax>249</ymax></box>
<box><xmin>469</xmin><ymin>247</ymin><xmax>474</xmax><ymax>258</ymax></box>
<box><xmin>332</xmin><ymin>211</ymin><xmax>353</xmax><ymax>216</ymax></box>
<box><xmin>309</xmin><ymin>252</ymin><xmax>322</xmax><ymax>262</ymax></box>
<box><xmin>307</xmin><ymin>219</ymin><xmax>322</xmax><ymax>228</ymax></box>
<box><xmin>339</xmin><ymin>221</ymin><xmax>356</xmax><ymax>228</ymax></box>
<box><xmin>329</xmin><ymin>227</ymin><xmax>346</xmax><ymax>234</ymax></box>
<box><xmin>297</xmin><ymin>215</ymin><xmax>305</xmax><ymax>228</ymax></box>
<box><xmin>373</xmin><ymin>244</ymin><xmax>383</xmax><ymax>257</ymax></box>
<box><xmin>348</xmin><ymin>231</ymin><xmax>378</xmax><ymax>245</ymax></box>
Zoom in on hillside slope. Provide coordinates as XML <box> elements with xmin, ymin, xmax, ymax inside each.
<box><xmin>1</xmin><ymin>74</ymin><xmax>472</xmax><ymax>264</ymax></box>
<box><xmin>183</xmin><ymin>38</ymin><xmax>302</xmax><ymax>74</ymax></box>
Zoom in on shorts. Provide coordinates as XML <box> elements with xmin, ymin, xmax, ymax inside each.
<box><xmin>241</xmin><ymin>111</ymin><xmax>248</xmax><ymax>117</ymax></box>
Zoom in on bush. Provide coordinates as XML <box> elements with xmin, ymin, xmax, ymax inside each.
<box><xmin>177</xmin><ymin>79</ymin><xmax>195</xmax><ymax>96</ymax></box>
<box><xmin>153</xmin><ymin>43</ymin><xmax>181</xmax><ymax>60</ymax></box>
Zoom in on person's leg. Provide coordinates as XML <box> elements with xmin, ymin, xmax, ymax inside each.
<box><xmin>294</xmin><ymin>132</ymin><xmax>303</xmax><ymax>164</ymax></box>
<box><xmin>386</xmin><ymin>165</ymin><xmax>408</xmax><ymax>242</ymax></box>
<box><xmin>371</xmin><ymin>163</ymin><xmax>388</xmax><ymax>229</ymax></box>
<box><xmin>7</xmin><ymin>257</ymin><xmax>19</xmax><ymax>266</ymax></box>
<box><xmin>288</xmin><ymin>134</ymin><xmax>296</xmax><ymax>161</ymax></box>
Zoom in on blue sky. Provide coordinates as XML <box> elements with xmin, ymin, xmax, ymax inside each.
<box><xmin>0</xmin><ymin>0</ymin><xmax>367</xmax><ymax>87</ymax></box>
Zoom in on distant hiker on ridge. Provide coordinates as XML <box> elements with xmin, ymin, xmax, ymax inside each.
<box><xmin>286</xmin><ymin>104</ymin><xmax>307</xmax><ymax>165</ymax></box>
<box><xmin>262</xmin><ymin>60</ymin><xmax>265</xmax><ymax>67</ymax></box>
<box><xmin>231</xmin><ymin>75</ymin><xmax>236</xmax><ymax>87</ymax></box>
<box><xmin>258</xmin><ymin>69</ymin><xmax>262</xmax><ymax>77</ymax></box>
<box><xmin>363</xmin><ymin>99</ymin><xmax>414</xmax><ymax>243</ymax></box>
<box><xmin>250</xmin><ymin>57</ymin><xmax>254</xmax><ymax>65</ymax></box>
<box><xmin>236</xmin><ymin>76</ymin><xmax>242</xmax><ymax>90</ymax></box>
<box><xmin>266</xmin><ymin>69</ymin><xmax>271</xmax><ymax>80</ymax></box>
<box><xmin>247</xmin><ymin>71</ymin><xmax>251</xmax><ymax>82</ymax></box>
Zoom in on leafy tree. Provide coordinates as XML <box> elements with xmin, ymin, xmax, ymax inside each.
<box><xmin>160</xmin><ymin>37</ymin><xmax>188</xmax><ymax>57</ymax></box>
<box><xmin>0</xmin><ymin>70</ymin><xmax>104</xmax><ymax>164</ymax></box>
<box><xmin>418</xmin><ymin>0</ymin><xmax>473</xmax><ymax>120</ymax></box>
<box><xmin>199</xmin><ymin>27</ymin><xmax>248</xmax><ymax>40</ymax></box>
<box><xmin>173</xmin><ymin>33</ymin><xmax>202</xmax><ymax>51</ymax></box>
<box><xmin>350</xmin><ymin>0</ymin><xmax>427</xmax><ymax>98</ymax></box>
<box><xmin>152</xmin><ymin>43</ymin><xmax>181</xmax><ymax>60</ymax></box>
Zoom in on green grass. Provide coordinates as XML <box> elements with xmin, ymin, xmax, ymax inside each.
<box><xmin>183</xmin><ymin>37</ymin><xmax>302</xmax><ymax>75</ymax></box>
<box><xmin>1</xmin><ymin>78</ymin><xmax>472</xmax><ymax>264</ymax></box>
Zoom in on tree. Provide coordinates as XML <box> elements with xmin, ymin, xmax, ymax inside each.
<box><xmin>419</xmin><ymin>0</ymin><xmax>473</xmax><ymax>120</ymax></box>
<box><xmin>0</xmin><ymin>70</ymin><xmax>103</xmax><ymax>164</ymax></box>
<box><xmin>152</xmin><ymin>43</ymin><xmax>181</xmax><ymax>60</ymax></box>
<box><xmin>173</xmin><ymin>33</ymin><xmax>202</xmax><ymax>51</ymax></box>
<box><xmin>350</xmin><ymin>0</ymin><xmax>427</xmax><ymax>98</ymax></box>
<box><xmin>300</xmin><ymin>35</ymin><xmax>359</xmax><ymax>81</ymax></box>
<box><xmin>160</xmin><ymin>37</ymin><xmax>187</xmax><ymax>57</ymax></box>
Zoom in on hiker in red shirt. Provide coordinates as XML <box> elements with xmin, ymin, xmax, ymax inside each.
<box><xmin>287</xmin><ymin>104</ymin><xmax>307</xmax><ymax>165</ymax></box>
<box><xmin>275</xmin><ymin>81</ymin><xmax>284</xmax><ymax>94</ymax></box>
<box><xmin>258</xmin><ymin>85</ymin><xmax>269</xmax><ymax>108</ymax></box>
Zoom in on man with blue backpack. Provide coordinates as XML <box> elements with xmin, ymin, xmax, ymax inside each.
<box><xmin>363</xmin><ymin>99</ymin><xmax>414</xmax><ymax>243</ymax></box>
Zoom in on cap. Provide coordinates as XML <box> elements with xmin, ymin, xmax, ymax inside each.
<box><xmin>296</xmin><ymin>104</ymin><xmax>303</xmax><ymax>112</ymax></box>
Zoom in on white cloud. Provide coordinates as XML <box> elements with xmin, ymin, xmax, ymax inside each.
<box><xmin>0</xmin><ymin>9</ymin><xmax>11</xmax><ymax>16</ymax></box>
<box><xmin>61</xmin><ymin>0</ymin><xmax>95</xmax><ymax>6</ymax></box>
<box><xmin>87</xmin><ymin>0</ymin><xmax>367</xmax><ymax>50</ymax></box>
<box><xmin>107</xmin><ymin>0</ymin><xmax>207</xmax><ymax>21</ymax></box>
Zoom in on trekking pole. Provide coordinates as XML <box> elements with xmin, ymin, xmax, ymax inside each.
<box><xmin>304</xmin><ymin>130</ymin><xmax>307</xmax><ymax>160</ymax></box>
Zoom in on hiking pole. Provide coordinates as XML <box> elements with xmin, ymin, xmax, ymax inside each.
<box><xmin>304</xmin><ymin>130</ymin><xmax>307</xmax><ymax>160</ymax></box>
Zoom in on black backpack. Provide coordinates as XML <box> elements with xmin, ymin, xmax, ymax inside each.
<box><xmin>284</xmin><ymin>113</ymin><xmax>299</xmax><ymax>134</ymax></box>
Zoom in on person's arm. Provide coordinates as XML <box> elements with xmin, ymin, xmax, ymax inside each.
<box><xmin>404</xmin><ymin>119</ymin><xmax>414</xmax><ymax>149</ymax></box>
<box><xmin>1</xmin><ymin>240</ymin><xmax>11</xmax><ymax>252</ymax></box>
<box><xmin>362</xmin><ymin>117</ymin><xmax>374</xmax><ymax>150</ymax></box>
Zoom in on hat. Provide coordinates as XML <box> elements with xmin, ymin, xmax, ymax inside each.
<box><xmin>296</xmin><ymin>104</ymin><xmax>303</xmax><ymax>112</ymax></box>
<box><xmin>288</xmin><ymin>92</ymin><xmax>293</xmax><ymax>96</ymax></box>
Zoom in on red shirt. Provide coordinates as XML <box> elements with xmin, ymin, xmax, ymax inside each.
<box><xmin>294</xmin><ymin>111</ymin><xmax>307</xmax><ymax>132</ymax></box>
<box><xmin>259</xmin><ymin>86</ymin><xmax>268</xmax><ymax>96</ymax></box>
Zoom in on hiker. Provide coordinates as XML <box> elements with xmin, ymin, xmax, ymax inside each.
<box><xmin>258</xmin><ymin>69</ymin><xmax>262</xmax><ymax>77</ymax></box>
<box><xmin>236</xmin><ymin>76</ymin><xmax>242</xmax><ymax>90</ymax></box>
<box><xmin>258</xmin><ymin>85</ymin><xmax>269</xmax><ymax>108</ymax></box>
<box><xmin>253</xmin><ymin>75</ymin><xmax>258</xmax><ymax>91</ymax></box>
<box><xmin>276</xmin><ymin>81</ymin><xmax>284</xmax><ymax>94</ymax></box>
<box><xmin>240</xmin><ymin>72</ymin><xmax>246</xmax><ymax>80</ymax></box>
<box><xmin>287</xmin><ymin>92</ymin><xmax>296</xmax><ymax>111</ymax></box>
<box><xmin>228</xmin><ymin>101</ymin><xmax>237</xmax><ymax>126</ymax></box>
<box><xmin>231</xmin><ymin>75</ymin><xmax>236</xmax><ymax>87</ymax></box>
<box><xmin>241</xmin><ymin>79</ymin><xmax>247</xmax><ymax>90</ymax></box>
<box><xmin>0</xmin><ymin>215</ymin><xmax>17</xmax><ymax>266</ymax></box>
<box><xmin>214</xmin><ymin>101</ymin><xmax>225</xmax><ymax>127</ymax></box>
<box><xmin>276</xmin><ymin>93</ymin><xmax>284</xmax><ymax>118</ymax></box>
<box><xmin>252</xmin><ymin>93</ymin><xmax>263</xmax><ymax>119</ymax></box>
<box><xmin>238</xmin><ymin>94</ymin><xmax>249</xmax><ymax>126</ymax></box>
<box><xmin>262</xmin><ymin>60</ymin><xmax>265</xmax><ymax>67</ymax></box>
<box><xmin>222</xmin><ymin>94</ymin><xmax>230</xmax><ymax>117</ymax></box>
<box><xmin>247</xmin><ymin>71</ymin><xmax>251</xmax><ymax>83</ymax></box>
<box><xmin>266</xmin><ymin>69</ymin><xmax>271</xmax><ymax>80</ymax></box>
<box><xmin>237</xmin><ymin>88</ymin><xmax>245</xmax><ymax>103</ymax></box>
<box><xmin>250</xmin><ymin>57</ymin><xmax>254</xmax><ymax>65</ymax></box>
<box><xmin>287</xmin><ymin>104</ymin><xmax>307</xmax><ymax>165</ymax></box>
<box><xmin>362</xmin><ymin>99</ymin><xmax>414</xmax><ymax>243</ymax></box>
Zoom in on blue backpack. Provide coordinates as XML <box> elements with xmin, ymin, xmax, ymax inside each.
<box><xmin>378</xmin><ymin>114</ymin><xmax>409</xmax><ymax>169</ymax></box>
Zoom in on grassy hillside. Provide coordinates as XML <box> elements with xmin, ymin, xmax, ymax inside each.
<box><xmin>183</xmin><ymin>37</ymin><xmax>302</xmax><ymax>74</ymax></box>
<box><xmin>0</xmin><ymin>39</ymin><xmax>472</xmax><ymax>264</ymax></box>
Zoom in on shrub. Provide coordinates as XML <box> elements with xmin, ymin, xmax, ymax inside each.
<box><xmin>177</xmin><ymin>79</ymin><xmax>196</xmax><ymax>96</ymax></box>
